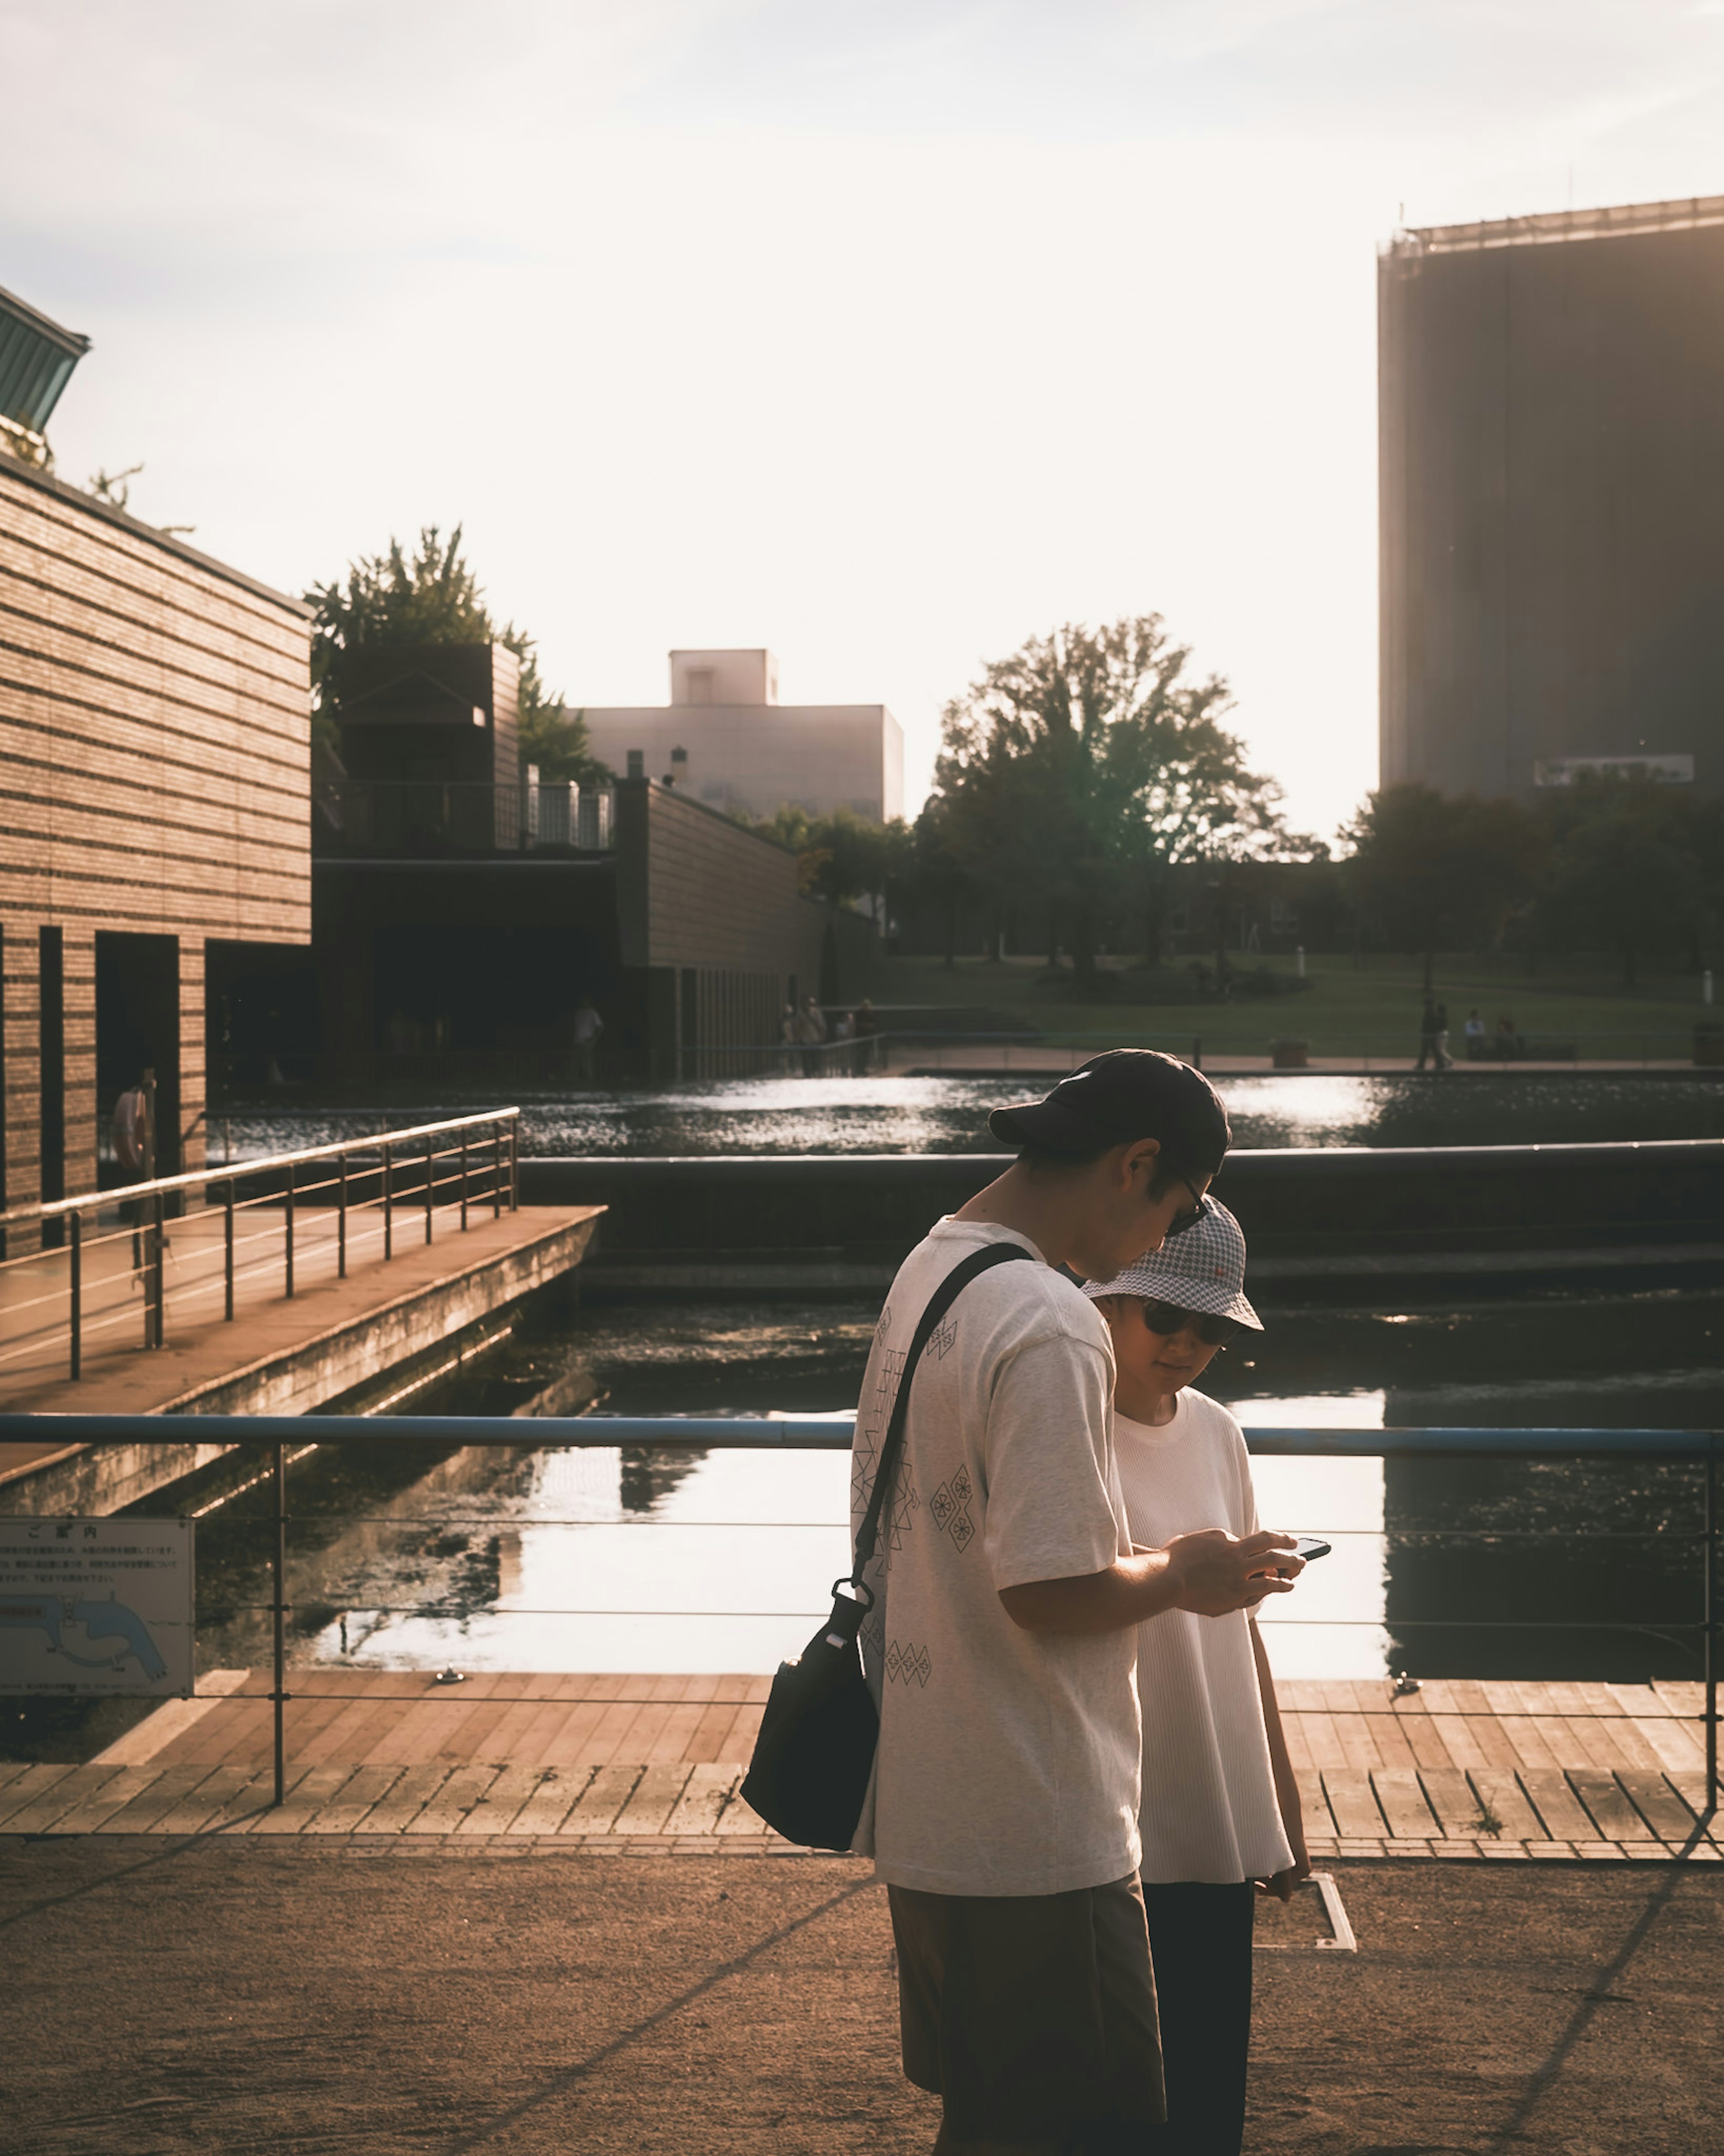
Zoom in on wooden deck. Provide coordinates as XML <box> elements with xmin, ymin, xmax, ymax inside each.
<box><xmin>0</xmin><ymin>1673</ymin><xmax>1715</xmax><ymax>1857</ymax></box>
<box><xmin>0</xmin><ymin>1204</ymin><xmax>601</xmax><ymax>1512</ymax></box>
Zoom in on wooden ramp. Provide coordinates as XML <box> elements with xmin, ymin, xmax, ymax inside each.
<box><xmin>1</xmin><ymin>1673</ymin><xmax>1717</xmax><ymax>1857</ymax></box>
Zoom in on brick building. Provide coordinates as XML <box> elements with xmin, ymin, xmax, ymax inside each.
<box><xmin>0</xmin><ymin>286</ymin><xmax>311</xmax><ymax>1231</ymax></box>
<box><xmin>301</xmin><ymin>644</ymin><xmax>871</xmax><ymax>1087</ymax></box>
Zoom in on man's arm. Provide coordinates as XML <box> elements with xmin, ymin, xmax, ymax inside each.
<box><xmin>998</xmin><ymin>1528</ymin><xmax>1300</xmax><ymax>1636</ymax></box>
<box><xmin>1250</xmin><ymin>1617</ymin><xmax>1311</xmax><ymax>1901</ymax></box>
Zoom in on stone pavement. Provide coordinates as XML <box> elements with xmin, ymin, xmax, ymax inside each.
<box><xmin>3</xmin><ymin>1843</ymin><xmax>1719</xmax><ymax>2153</ymax></box>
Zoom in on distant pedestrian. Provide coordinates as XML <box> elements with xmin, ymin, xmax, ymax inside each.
<box><xmin>110</xmin><ymin>1075</ymin><xmax>151</xmax><ymax>1274</ymax></box>
<box><xmin>1464</xmin><ymin>1008</ymin><xmax>1487</xmax><ymax>1060</ymax></box>
<box><xmin>1415</xmin><ymin>996</ymin><xmax>1442</xmax><ymax>1071</ymax></box>
<box><xmin>1433</xmin><ymin>1000</ymin><xmax>1453</xmax><ymax>1070</ymax></box>
<box><xmin>572</xmin><ymin>996</ymin><xmax>603</xmax><ymax>1085</ymax></box>
<box><xmin>854</xmin><ymin>996</ymin><xmax>880</xmax><ymax>1073</ymax></box>
<box><xmin>779</xmin><ymin>1002</ymin><xmax>798</xmax><ymax>1073</ymax></box>
<box><xmin>795</xmin><ymin>993</ymin><xmax>827</xmax><ymax>1076</ymax></box>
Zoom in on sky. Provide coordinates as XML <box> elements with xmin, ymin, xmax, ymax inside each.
<box><xmin>5</xmin><ymin>1</ymin><xmax>1724</xmax><ymax>839</ymax></box>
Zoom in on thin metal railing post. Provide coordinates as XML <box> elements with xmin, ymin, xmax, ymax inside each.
<box><xmin>424</xmin><ymin>1136</ymin><xmax>434</xmax><ymax>1245</ymax></box>
<box><xmin>284</xmin><ymin>1161</ymin><xmax>295</xmax><ymax>1299</ymax></box>
<box><xmin>492</xmin><ymin>1122</ymin><xmax>502</xmax><ymax>1218</ymax></box>
<box><xmin>383</xmin><ymin>1142</ymin><xmax>393</xmax><ymax>1260</ymax></box>
<box><xmin>509</xmin><ymin>1119</ymin><xmax>519</xmax><ymax>1212</ymax></box>
<box><xmin>460</xmin><ymin>1134</ymin><xmax>469</xmax><ymax>1230</ymax></box>
<box><xmin>150</xmin><ymin>1193</ymin><xmax>166</xmax><ymax>1349</ymax></box>
<box><xmin>338</xmin><ymin>1155</ymin><xmax>348</xmax><ymax>1279</ymax></box>
<box><xmin>273</xmin><ymin>1439</ymin><xmax>287</xmax><ymax>1808</ymax></box>
<box><xmin>1706</xmin><ymin>1438</ymin><xmax>1718</xmax><ymax>1821</ymax></box>
<box><xmin>224</xmin><ymin>1181</ymin><xmax>235</xmax><ymax>1320</ymax></box>
<box><xmin>68</xmin><ymin>1208</ymin><xmax>81</xmax><ymax>1380</ymax></box>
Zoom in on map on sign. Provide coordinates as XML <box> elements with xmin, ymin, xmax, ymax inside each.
<box><xmin>0</xmin><ymin>1518</ymin><xmax>194</xmax><ymax>1697</ymax></box>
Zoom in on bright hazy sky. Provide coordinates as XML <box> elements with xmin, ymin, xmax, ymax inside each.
<box><xmin>7</xmin><ymin>1</ymin><xmax>1724</xmax><ymax>838</ymax></box>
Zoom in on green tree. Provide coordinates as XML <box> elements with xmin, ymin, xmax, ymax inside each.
<box><xmin>305</xmin><ymin>525</ymin><xmax>609</xmax><ymax>785</ymax></box>
<box><xmin>1535</xmin><ymin>775</ymin><xmax>1704</xmax><ymax>987</ymax></box>
<box><xmin>736</xmin><ymin>804</ymin><xmax>910</xmax><ymax>913</ymax></box>
<box><xmin>930</xmin><ymin>616</ymin><xmax>1284</xmax><ymax>978</ymax></box>
<box><xmin>1342</xmin><ymin>782</ymin><xmax>1542</xmax><ymax>991</ymax></box>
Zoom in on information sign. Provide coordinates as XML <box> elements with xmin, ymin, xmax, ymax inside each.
<box><xmin>0</xmin><ymin>1518</ymin><xmax>194</xmax><ymax>1697</ymax></box>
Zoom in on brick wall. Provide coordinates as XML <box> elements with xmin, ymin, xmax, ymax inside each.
<box><xmin>0</xmin><ymin>458</ymin><xmax>310</xmax><ymax>1219</ymax></box>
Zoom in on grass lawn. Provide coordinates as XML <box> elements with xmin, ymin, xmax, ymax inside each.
<box><xmin>870</xmin><ymin>951</ymin><xmax>1715</xmax><ymax>1060</ymax></box>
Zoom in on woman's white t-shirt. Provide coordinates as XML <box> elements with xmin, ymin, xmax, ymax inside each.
<box><xmin>1115</xmin><ymin>1389</ymin><xmax>1294</xmax><ymax>1886</ymax></box>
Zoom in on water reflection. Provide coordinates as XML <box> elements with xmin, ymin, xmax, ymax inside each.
<box><xmin>218</xmin><ymin>1071</ymin><xmax>1724</xmax><ymax>1162</ymax></box>
<box><xmin>191</xmin><ymin>1285</ymin><xmax>1715</xmax><ymax>1687</ymax></box>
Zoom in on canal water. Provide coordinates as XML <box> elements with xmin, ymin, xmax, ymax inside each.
<box><xmin>145</xmin><ymin>1071</ymin><xmax>1722</xmax><ymax>1696</ymax></box>
<box><xmin>218</xmin><ymin>1069</ymin><xmax>1724</xmax><ymax>1161</ymax></box>
<box><xmin>178</xmin><ymin>1279</ymin><xmax>1716</xmax><ymax>1692</ymax></box>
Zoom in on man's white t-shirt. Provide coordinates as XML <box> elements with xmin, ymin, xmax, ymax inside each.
<box><xmin>850</xmin><ymin>1219</ymin><xmax>1142</xmax><ymax>1897</ymax></box>
<box><xmin>1114</xmin><ymin>1389</ymin><xmax>1294</xmax><ymax>1885</ymax></box>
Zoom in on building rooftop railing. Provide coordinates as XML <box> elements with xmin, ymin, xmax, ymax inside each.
<box><xmin>313</xmin><ymin>780</ymin><xmax>614</xmax><ymax>858</ymax></box>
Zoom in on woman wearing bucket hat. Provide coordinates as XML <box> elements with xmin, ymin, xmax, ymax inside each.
<box><xmin>1083</xmin><ymin>1196</ymin><xmax>1308</xmax><ymax>2156</ymax></box>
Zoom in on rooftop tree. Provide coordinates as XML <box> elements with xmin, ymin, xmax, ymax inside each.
<box><xmin>305</xmin><ymin>525</ymin><xmax>608</xmax><ymax>786</ymax></box>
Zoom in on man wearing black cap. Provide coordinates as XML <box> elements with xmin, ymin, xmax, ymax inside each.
<box><xmin>849</xmin><ymin>1050</ymin><xmax>1300</xmax><ymax>2155</ymax></box>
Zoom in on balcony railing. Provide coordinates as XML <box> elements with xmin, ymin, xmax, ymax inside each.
<box><xmin>314</xmin><ymin>780</ymin><xmax>613</xmax><ymax>857</ymax></box>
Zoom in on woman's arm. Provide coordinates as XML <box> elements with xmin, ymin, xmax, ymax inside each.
<box><xmin>1250</xmin><ymin>1618</ymin><xmax>1311</xmax><ymax>1901</ymax></box>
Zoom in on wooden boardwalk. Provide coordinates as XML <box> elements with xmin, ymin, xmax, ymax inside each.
<box><xmin>0</xmin><ymin>1673</ymin><xmax>1715</xmax><ymax>1858</ymax></box>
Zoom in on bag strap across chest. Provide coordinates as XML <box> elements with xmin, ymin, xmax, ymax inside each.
<box><xmin>849</xmin><ymin>1242</ymin><xmax>1035</xmax><ymax>1587</ymax></box>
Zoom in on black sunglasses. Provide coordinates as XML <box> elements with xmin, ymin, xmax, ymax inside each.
<box><xmin>1162</xmin><ymin>1186</ymin><xmax>1214</xmax><ymax>1239</ymax></box>
<box><xmin>1139</xmin><ymin>1299</ymin><xmax>1241</xmax><ymax>1347</ymax></box>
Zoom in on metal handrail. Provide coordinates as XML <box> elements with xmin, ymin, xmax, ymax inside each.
<box><xmin>0</xmin><ymin>1107</ymin><xmax>522</xmax><ymax>1230</ymax></box>
<box><xmin>3</xmin><ymin>1414</ymin><xmax>1706</xmax><ymax>1820</ymax></box>
<box><xmin>3</xmin><ymin>1415</ymin><xmax>1715</xmax><ymax>1822</ymax></box>
<box><xmin>0</xmin><ymin>1111</ymin><xmax>519</xmax><ymax>1388</ymax></box>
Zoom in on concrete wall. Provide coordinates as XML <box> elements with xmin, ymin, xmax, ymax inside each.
<box><xmin>0</xmin><ymin>455</ymin><xmax>310</xmax><ymax>1222</ymax></box>
<box><xmin>526</xmin><ymin>1139</ymin><xmax>1724</xmax><ymax>1285</ymax></box>
<box><xmin>1379</xmin><ymin>196</ymin><xmax>1724</xmax><ymax>802</ymax></box>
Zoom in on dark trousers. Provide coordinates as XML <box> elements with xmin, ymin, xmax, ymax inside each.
<box><xmin>1139</xmin><ymin>1882</ymin><xmax>1255</xmax><ymax>2156</ymax></box>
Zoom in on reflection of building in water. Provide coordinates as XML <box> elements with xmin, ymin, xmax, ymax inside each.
<box><xmin>1381</xmin><ymin>1445</ymin><xmax>1702</xmax><ymax>1683</ymax></box>
<box><xmin>620</xmin><ymin>1445</ymin><xmax>708</xmax><ymax>1514</ymax></box>
<box><xmin>1380</xmin><ymin>195</ymin><xmax>1724</xmax><ymax>802</ymax></box>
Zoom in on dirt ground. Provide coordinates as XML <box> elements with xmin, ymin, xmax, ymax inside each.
<box><xmin>1</xmin><ymin>1843</ymin><xmax>1719</xmax><ymax>2156</ymax></box>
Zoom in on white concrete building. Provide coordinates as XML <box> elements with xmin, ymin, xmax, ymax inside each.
<box><xmin>581</xmin><ymin>650</ymin><xmax>904</xmax><ymax>825</ymax></box>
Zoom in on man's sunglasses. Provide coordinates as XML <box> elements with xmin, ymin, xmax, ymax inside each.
<box><xmin>1139</xmin><ymin>1299</ymin><xmax>1242</xmax><ymax>1347</ymax></box>
<box><xmin>1163</xmin><ymin>1186</ymin><xmax>1214</xmax><ymax>1238</ymax></box>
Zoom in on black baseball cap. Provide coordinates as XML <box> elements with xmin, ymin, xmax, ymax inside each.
<box><xmin>988</xmin><ymin>1049</ymin><xmax>1231</xmax><ymax>1175</ymax></box>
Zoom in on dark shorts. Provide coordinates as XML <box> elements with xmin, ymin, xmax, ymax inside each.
<box><xmin>887</xmin><ymin>1873</ymin><xmax>1165</xmax><ymax>2146</ymax></box>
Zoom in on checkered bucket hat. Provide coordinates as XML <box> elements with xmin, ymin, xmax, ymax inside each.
<box><xmin>1081</xmin><ymin>1195</ymin><xmax>1262</xmax><ymax>1330</ymax></box>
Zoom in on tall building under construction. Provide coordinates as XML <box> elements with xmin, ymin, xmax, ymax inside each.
<box><xmin>1378</xmin><ymin>195</ymin><xmax>1724</xmax><ymax>801</ymax></box>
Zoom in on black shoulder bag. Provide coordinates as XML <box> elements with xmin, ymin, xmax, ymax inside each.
<box><xmin>740</xmin><ymin>1241</ymin><xmax>1034</xmax><ymax>1851</ymax></box>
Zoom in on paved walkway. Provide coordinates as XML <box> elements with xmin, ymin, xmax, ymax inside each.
<box><xmin>4</xmin><ymin>1845</ymin><xmax>1719</xmax><ymax>2152</ymax></box>
<box><xmin>4</xmin><ymin>1674</ymin><xmax>1714</xmax><ymax>1861</ymax></box>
